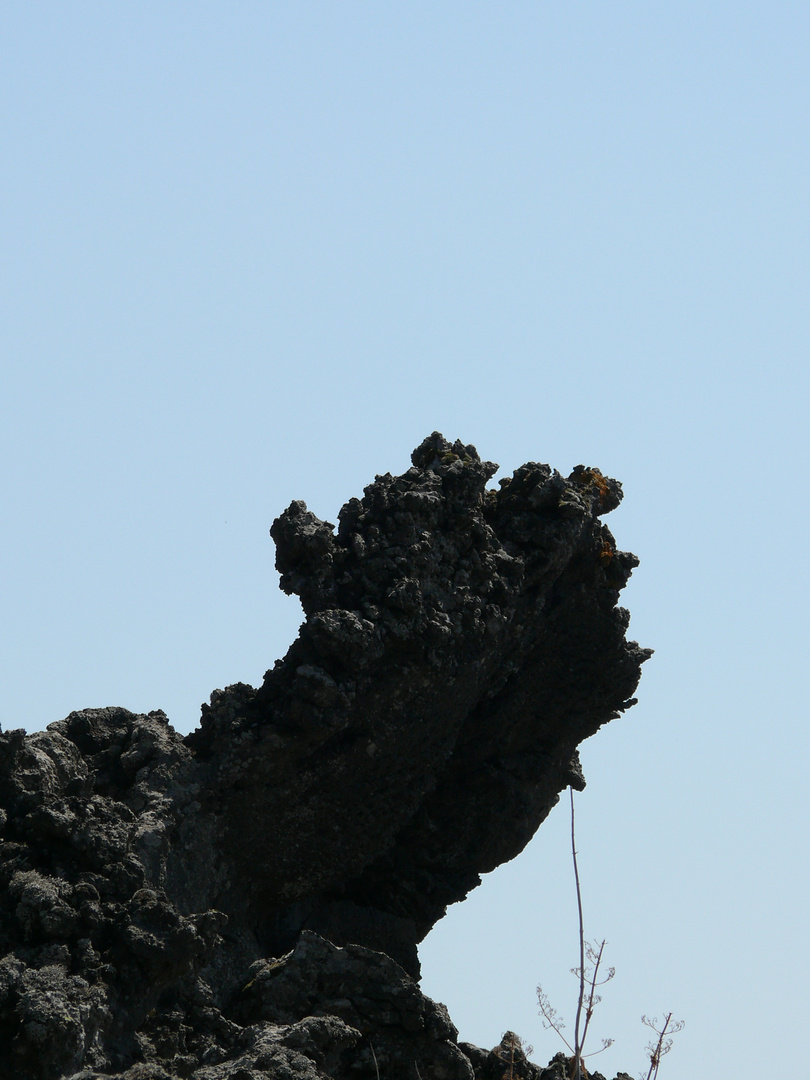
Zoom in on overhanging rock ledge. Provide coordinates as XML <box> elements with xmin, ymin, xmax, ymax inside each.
<box><xmin>0</xmin><ymin>433</ymin><xmax>650</xmax><ymax>1080</ymax></box>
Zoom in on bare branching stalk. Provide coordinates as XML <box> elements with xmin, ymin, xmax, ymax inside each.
<box><xmin>575</xmin><ymin>940</ymin><xmax>615</xmax><ymax>1069</ymax></box>
<box><xmin>496</xmin><ymin>1031</ymin><xmax>533</xmax><ymax>1080</ymax></box>
<box><xmin>571</xmin><ymin>787</ymin><xmax>586</xmax><ymax>1078</ymax></box>
<box><xmin>537</xmin><ymin>790</ymin><xmax>683</xmax><ymax>1080</ymax></box>
<box><xmin>537</xmin><ymin>789</ymin><xmax>614</xmax><ymax>1080</ymax></box>
<box><xmin>536</xmin><ymin>988</ymin><xmax>575</xmax><ymax>1056</ymax></box>
<box><xmin>640</xmin><ymin>1013</ymin><xmax>684</xmax><ymax>1080</ymax></box>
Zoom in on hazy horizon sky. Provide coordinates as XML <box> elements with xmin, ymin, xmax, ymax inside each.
<box><xmin>2</xmin><ymin>5</ymin><xmax>808</xmax><ymax>1077</ymax></box>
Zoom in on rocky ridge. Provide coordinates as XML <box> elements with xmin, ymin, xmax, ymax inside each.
<box><xmin>0</xmin><ymin>433</ymin><xmax>650</xmax><ymax>1079</ymax></box>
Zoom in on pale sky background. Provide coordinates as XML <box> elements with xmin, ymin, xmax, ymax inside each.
<box><xmin>2</xmin><ymin>5</ymin><xmax>808</xmax><ymax>1077</ymax></box>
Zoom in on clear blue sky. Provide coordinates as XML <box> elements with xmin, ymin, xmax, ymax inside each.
<box><xmin>2</xmin><ymin>5</ymin><xmax>808</xmax><ymax>1076</ymax></box>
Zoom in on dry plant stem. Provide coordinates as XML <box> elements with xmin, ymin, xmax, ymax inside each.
<box><xmin>370</xmin><ymin>1043</ymin><xmax>381</xmax><ymax>1080</ymax></box>
<box><xmin>645</xmin><ymin>1016</ymin><xmax>667</xmax><ymax>1080</ymax></box>
<box><xmin>536</xmin><ymin>990</ymin><xmax>575</xmax><ymax>1055</ymax></box>
<box><xmin>579</xmin><ymin>940</ymin><xmax>607</xmax><ymax>1059</ymax></box>
<box><xmin>500</xmin><ymin>1031</ymin><xmax>532</xmax><ymax>1080</ymax></box>
<box><xmin>570</xmin><ymin>787</ymin><xmax>586</xmax><ymax>1080</ymax></box>
<box><xmin>537</xmin><ymin>793</ymin><xmax>613</xmax><ymax>1073</ymax></box>
<box><xmin>642</xmin><ymin>1012</ymin><xmax>684</xmax><ymax>1080</ymax></box>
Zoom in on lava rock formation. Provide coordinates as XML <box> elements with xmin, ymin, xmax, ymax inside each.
<box><xmin>0</xmin><ymin>433</ymin><xmax>650</xmax><ymax>1079</ymax></box>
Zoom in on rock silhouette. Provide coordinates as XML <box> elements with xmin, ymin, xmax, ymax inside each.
<box><xmin>0</xmin><ymin>434</ymin><xmax>650</xmax><ymax>1079</ymax></box>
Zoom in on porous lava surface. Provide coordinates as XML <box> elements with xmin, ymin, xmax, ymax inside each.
<box><xmin>0</xmin><ymin>434</ymin><xmax>650</xmax><ymax>1079</ymax></box>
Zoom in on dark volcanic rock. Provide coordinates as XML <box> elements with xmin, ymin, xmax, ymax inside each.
<box><xmin>0</xmin><ymin>434</ymin><xmax>650</xmax><ymax>1079</ymax></box>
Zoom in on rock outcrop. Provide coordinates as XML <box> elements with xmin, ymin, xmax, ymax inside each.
<box><xmin>0</xmin><ymin>434</ymin><xmax>650</xmax><ymax>1079</ymax></box>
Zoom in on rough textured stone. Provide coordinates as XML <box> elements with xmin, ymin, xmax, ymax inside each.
<box><xmin>0</xmin><ymin>435</ymin><xmax>649</xmax><ymax>1079</ymax></box>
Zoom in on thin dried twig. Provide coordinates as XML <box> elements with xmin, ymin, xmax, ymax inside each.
<box><xmin>640</xmin><ymin>1013</ymin><xmax>684</xmax><ymax>1080</ymax></box>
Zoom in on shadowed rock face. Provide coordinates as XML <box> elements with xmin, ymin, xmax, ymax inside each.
<box><xmin>0</xmin><ymin>434</ymin><xmax>650</xmax><ymax>1079</ymax></box>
